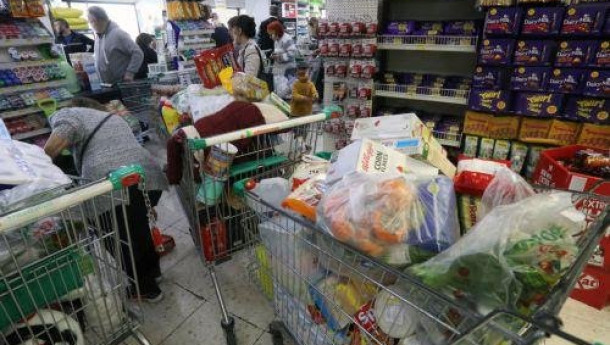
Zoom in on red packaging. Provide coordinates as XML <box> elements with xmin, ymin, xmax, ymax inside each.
<box><xmin>329</xmin><ymin>40</ymin><xmax>340</xmax><ymax>57</ymax></box>
<box><xmin>361</xmin><ymin>61</ymin><xmax>376</xmax><ymax>79</ymax></box>
<box><xmin>319</xmin><ymin>40</ymin><xmax>329</xmax><ymax>56</ymax></box>
<box><xmin>339</xmin><ymin>22</ymin><xmax>352</xmax><ymax>37</ymax></box>
<box><xmin>346</xmin><ymin>104</ymin><xmax>359</xmax><ymax>117</ymax></box>
<box><xmin>358</xmin><ymin>85</ymin><xmax>372</xmax><ymax>100</ymax></box>
<box><xmin>350</xmin><ymin>60</ymin><xmax>362</xmax><ymax>78</ymax></box>
<box><xmin>335</xmin><ymin>61</ymin><xmax>347</xmax><ymax>78</ymax></box>
<box><xmin>570</xmin><ymin>265</ymin><xmax>610</xmax><ymax>309</ymax></box>
<box><xmin>319</xmin><ymin>21</ymin><xmax>329</xmax><ymax>37</ymax></box>
<box><xmin>366</xmin><ymin>22</ymin><xmax>378</xmax><ymax>36</ymax></box>
<box><xmin>354</xmin><ymin>303</ymin><xmax>377</xmax><ymax>333</ymax></box>
<box><xmin>363</xmin><ymin>39</ymin><xmax>377</xmax><ymax>58</ymax></box>
<box><xmin>194</xmin><ymin>44</ymin><xmax>238</xmax><ymax>89</ymax></box>
<box><xmin>328</xmin><ymin>21</ymin><xmax>339</xmax><ymax>37</ymax></box>
<box><xmin>352</xmin><ymin>21</ymin><xmax>366</xmax><ymax>36</ymax></box>
<box><xmin>325</xmin><ymin>62</ymin><xmax>335</xmax><ymax>77</ymax></box>
<box><xmin>199</xmin><ymin>217</ymin><xmax>228</xmax><ymax>262</ymax></box>
<box><xmin>352</xmin><ymin>41</ymin><xmax>364</xmax><ymax>58</ymax></box>
<box><xmin>339</xmin><ymin>40</ymin><xmax>352</xmax><ymax>58</ymax></box>
<box><xmin>590</xmin><ymin>234</ymin><xmax>610</xmax><ymax>272</ymax></box>
<box><xmin>359</xmin><ymin>105</ymin><xmax>371</xmax><ymax>118</ymax></box>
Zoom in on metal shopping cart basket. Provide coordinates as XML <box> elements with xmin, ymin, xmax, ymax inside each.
<box><xmin>175</xmin><ymin>111</ymin><xmax>337</xmax><ymax>345</ymax></box>
<box><xmin>242</xmin><ymin>180</ymin><xmax>610</xmax><ymax>345</ymax></box>
<box><xmin>117</xmin><ymin>79</ymin><xmax>162</xmax><ymax>144</ymax></box>
<box><xmin>0</xmin><ymin>166</ymin><xmax>153</xmax><ymax>345</ymax></box>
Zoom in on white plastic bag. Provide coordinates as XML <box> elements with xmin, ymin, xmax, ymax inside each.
<box><xmin>0</xmin><ymin>140</ymin><xmax>71</xmax><ymax>211</ymax></box>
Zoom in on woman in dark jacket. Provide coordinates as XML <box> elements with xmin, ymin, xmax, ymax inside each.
<box><xmin>135</xmin><ymin>33</ymin><xmax>158</xmax><ymax>79</ymax></box>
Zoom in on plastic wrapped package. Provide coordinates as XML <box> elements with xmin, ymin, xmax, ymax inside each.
<box><xmin>0</xmin><ymin>228</ymin><xmax>39</xmax><ymax>275</ymax></box>
<box><xmin>0</xmin><ymin>140</ymin><xmax>71</xmax><ymax>212</ymax></box>
<box><xmin>372</xmin><ymin>284</ymin><xmax>419</xmax><ymax>339</ymax></box>
<box><xmin>246</xmin><ymin>178</ymin><xmax>291</xmax><ymax>216</ymax></box>
<box><xmin>318</xmin><ymin>173</ymin><xmax>460</xmax><ymax>264</ymax></box>
<box><xmin>480</xmin><ymin>167</ymin><xmax>535</xmax><ymax>218</ymax></box>
<box><xmin>232</xmin><ymin>72</ymin><xmax>270</xmax><ymax>102</ymax></box>
<box><xmin>259</xmin><ymin>217</ymin><xmax>319</xmax><ymax>304</ymax></box>
<box><xmin>282</xmin><ymin>174</ymin><xmax>328</xmax><ymax>222</ymax></box>
<box><xmin>289</xmin><ymin>155</ymin><xmax>330</xmax><ymax>191</ymax></box>
<box><xmin>409</xmin><ymin>192</ymin><xmax>585</xmax><ymax>316</ymax></box>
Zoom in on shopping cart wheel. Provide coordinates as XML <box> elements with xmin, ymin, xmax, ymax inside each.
<box><xmin>269</xmin><ymin>321</ymin><xmax>284</xmax><ymax>345</ymax></box>
<box><xmin>221</xmin><ymin>316</ymin><xmax>237</xmax><ymax>345</ymax></box>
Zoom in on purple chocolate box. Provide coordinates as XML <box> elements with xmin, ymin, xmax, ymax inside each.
<box><xmin>386</xmin><ymin>21</ymin><xmax>416</xmax><ymax>35</ymax></box>
<box><xmin>561</xmin><ymin>4</ymin><xmax>607</xmax><ymax>36</ymax></box>
<box><xmin>484</xmin><ymin>7</ymin><xmax>522</xmax><ymax>36</ymax></box>
<box><xmin>478</xmin><ymin>39</ymin><xmax>515</xmax><ymax>65</ymax></box>
<box><xmin>510</xmin><ymin>67</ymin><xmax>550</xmax><ymax>91</ymax></box>
<box><xmin>444</xmin><ymin>21</ymin><xmax>478</xmax><ymax>36</ymax></box>
<box><xmin>554</xmin><ymin>40</ymin><xmax>594</xmax><ymax>67</ymax></box>
<box><xmin>547</xmin><ymin>68</ymin><xmax>585</xmax><ymax>94</ymax></box>
<box><xmin>514</xmin><ymin>92</ymin><xmax>564</xmax><ymax>117</ymax></box>
<box><xmin>582</xmin><ymin>70</ymin><xmax>610</xmax><ymax>97</ymax></box>
<box><xmin>521</xmin><ymin>7</ymin><xmax>565</xmax><ymax>36</ymax></box>
<box><xmin>590</xmin><ymin>40</ymin><xmax>610</xmax><ymax>67</ymax></box>
<box><xmin>565</xmin><ymin>97</ymin><xmax>610</xmax><ymax>123</ymax></box>
<box><xmin>468</xmin><ymin>89</ymin><xmax>510</xmax><ymax>113</ymax></box>
<box><xmin>513</xmin><ymin>40</ymin><xmax>555</xmax><ymax>66</ymax></box>
<box><xmin>473</xmin><ymin>66</ymin><xmax>504</xmax><ymax>89</ymax></box>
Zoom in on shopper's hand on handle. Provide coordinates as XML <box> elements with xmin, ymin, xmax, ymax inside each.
<box><xmin>123</xmin><ymin>72</ymin><xmax>135</xmax><ymax>82</ymax></box>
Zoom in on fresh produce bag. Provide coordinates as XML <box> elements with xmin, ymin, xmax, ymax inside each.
<box><xmin>480</xmin><ymin>166</ymin><xmax>535</xmax><ymax>218</ymax></box>
<box><xmin>282</xmin><ymin>174</ymin><xmax>328</xmax><ymax>222</ymax></box>
<box><xmin>409</xmin><ymin>192</ymin><xmax>585</xmax><ymax>315</ymax></box>
<box><xmin>318</xmin><ymin>173</ymin><xmax>460</xmax><ymax>263</ymax></box>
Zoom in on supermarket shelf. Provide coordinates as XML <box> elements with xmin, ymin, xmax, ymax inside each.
<box><xmin>11</xmin><ymin>127</ymin><xmax>51</xmax><ymax>140</ymax></box>
<box><xmin>181</xmin><ymin>29</ymin><xmax>215</xmax><ymax>36</ymax></box>
<box><xmin>375</xmin><ymin>84</ymin><xmax>469</xmax><ymax>105</ymax></box>
<box><xmin>1</xmin><ymin>37</ymin><xmax>54</xmax><ymax>47</ymax></box>
<box><xmin>0</xmin><ymin>59</ymin><xmax>62</xmax><ymax>68</ymax></box>
<box><xmin>1</xmin><ymin>100</ymin><xmax>72</xmax><ymax>119</ymax></box>
<box><xmin>378</xmin><ymin>35</ymin><xmax>477</xmax><ymax>53</ymax></box>
<box><xmin>0</xmin><ymin>80</ymin><xmax>69</xmax><ymax>95</ymax></box>
<box><xmin>180</xmin><ymin>43</ymin><xmax>215</xmax><ymax>51</ymax></box>
<box><xmin>433</xmin><ymin>131</ymin><xmax>462</xmax><ymax>148</ymax></box>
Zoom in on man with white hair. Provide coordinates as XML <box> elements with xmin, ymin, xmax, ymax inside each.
<box><xmin>87</xmin><ymin>6</ymin><xmax>143</xmax><ymax>84</ymax></box>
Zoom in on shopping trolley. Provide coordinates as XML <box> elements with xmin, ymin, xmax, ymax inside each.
<box><xmin>175</xmin><ymin>111</ymin><xmax>338</xmax><ymax>345</ymax></box>
<box><xmin>117</xmin><ymin>79</ymin><xmax>162</xmax><ymax>143</ymax></box>
<box><xmin>0</xmin><ymin>166</ymin><xmax>152</xmax><ymax>345</ymax></box>
<box><xmin>243</xmin><ymin>182</ymin><xmax>610</xmax><ymax>345</ymax></box>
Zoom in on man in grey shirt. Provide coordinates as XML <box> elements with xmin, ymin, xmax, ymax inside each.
<box><xmin>88</xmin><ymin>6</ymin><xmax>143</xmax><ymax>84</ymax></box>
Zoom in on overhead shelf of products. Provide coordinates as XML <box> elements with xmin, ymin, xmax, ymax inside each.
<box><xmin>378</xmin><ymin>35</ymin><xmax>477</xmax><ymax>53</ymax></box>
<box><xmin>375</xmin><ymin>83</ymin><xmax>469</xmax><ymax>105</ymax></box>
<box><xmin>11</xmin><ymin>127</ymin><xmax>50</xmax><ymax>140</ymax></box>
<box><xmin>0</xmin><ymin>80</ymin><xmax>69</xmax><ymax>96</ymax></box>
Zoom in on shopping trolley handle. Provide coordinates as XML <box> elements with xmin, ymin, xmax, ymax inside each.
<box><xmin>109</xmin><ymin>165</ymin><xmax>146</xmax><ymax>189</ymax></box>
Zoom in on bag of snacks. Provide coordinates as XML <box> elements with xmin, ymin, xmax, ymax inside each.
<box><xmin>318</xmin><ymin>173</ymin><xmax>460</xmax><ymax>262</ymax></box>
<box><xmin>409</xmin><ymin>192</ymin><xmax>585</xmax><ymax>315</ymax></box>
<box><xmin>231</xmin><ymin>72</ymin><xmax>269</xmax><ymax>102</ymax></box>
<box><xmin>194</xmin><ymin>44</ymin><xmax>239</xmax><ymax>89</ymax></box>
<box><xmin>282</xmin><ymin>174</ymin><xmax>327</xmax><ymax>222</ymax></box>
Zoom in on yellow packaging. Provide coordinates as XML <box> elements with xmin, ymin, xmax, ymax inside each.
<box><xmin>547</xmin><ymin>120</ymin><xmax>580</xmax><ymax>146</ymax></box>
<box><xmin>218</xmin><ymin>67</ymin><xmax>234</xmax><ymax>94</ymax></box>
<box><xmin>519</xmin><ymin>118</ymin><xmax>579</xmax><ymax>146</ymax></box>
<box><xmin>488</xmin><ymin>116</ymin><xmax>521</xmax><ymax>139</ymax></box>
<box><xmin>577</xmin><ymin>123</ymin><xmax>610</xmax><ymax>150</ymax></box>
<box><xmin>161</xmin><ymin>105</ymin><xmax>181</xmax><ymax>134</ymax></box>
<box><xmin>463</xmin><ymin>111</ymin><xmax>491</xmax><ymax>137</ymax></box>
<box><xmin>464</xmin><ymin>111</ymin><xmax>520</xmax><ymax>139</ymax></box>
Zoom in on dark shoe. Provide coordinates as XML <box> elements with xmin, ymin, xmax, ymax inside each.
<box><xmin>130</xmin><ymin>285</ymin><xmax>164</xmax><ymax>303</ymax></box>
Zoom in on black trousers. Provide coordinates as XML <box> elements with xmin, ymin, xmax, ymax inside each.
<box><xmin>102</xmin><ymin>187</ymin><xmax>162</xmax><ymax>294</ymax></box>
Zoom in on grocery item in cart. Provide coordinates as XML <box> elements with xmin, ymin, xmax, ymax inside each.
<box><xmin>480</xmin><ymin>167</ymin><xmax>535</xmax><ymax>218</ymax></box>
<box><xmin>0</xmin><ymin>140</ymin><xmax>71</xmax><ymax>211</ymax></box>
<box><xmin>282</xmin><ymin>174</ymin><xmax>327</xmax><ymax>222</ymax></box>
<box><xmin>410</xmin><ymin>192</ymin><xmax>584</xmax><ymax>314</ymax></box>
<box><xmin>5</xmin><ymin>309</ymin><xmax>84</xmax><ymax>345</ymax></box>
<box><xmin>319</xmin><ymin>173</ymin><xmax>459</xmax><ymax>263</ymax></box>
<box><xmin>290</xmin><ymin>155</ymin><xmax>330</xmax><ymax>191</ymax></box>
<box><xmin>372</xmin><ymin>284</ymin><xmax>419</xmax><ymax>339</ymax></box>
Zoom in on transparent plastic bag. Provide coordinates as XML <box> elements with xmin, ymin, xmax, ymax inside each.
<box><xmin>317</xmin><ymin>173</ymin><xmax>460</xmax><ymax>265</ymax></box>
<box><xmin>409</xmin><ymin>192</ymin><xmax>585</xmax><ymax>316</ymax></box>
<box><xmin>480</xmin><ymin>167</ymin><xmax>535</xmax><ymax>218</ymax></box>
<box><xmin>232</xmin><ymin>72</ymin><xmax>270</xmax><ymax>102</ymax></box>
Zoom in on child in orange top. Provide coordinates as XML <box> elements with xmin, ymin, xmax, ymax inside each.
<box><xmin>291</xmin><ymin>61</ymin><xmax>319</xmax><ymax>116</ymax></box>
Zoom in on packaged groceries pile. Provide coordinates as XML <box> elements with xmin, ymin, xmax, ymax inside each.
<box><xmin>244</xmin><ymin>112</ymin><xmax>607</xmax><ymax>345</ymax></box>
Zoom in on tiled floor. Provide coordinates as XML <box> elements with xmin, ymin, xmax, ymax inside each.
<box><xmin>129</xmin><ymin>136</ymin><xmax>610</xmax><ymax>345</ymax></box>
